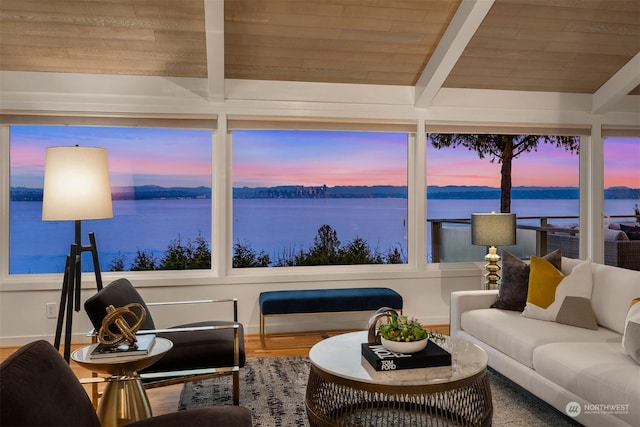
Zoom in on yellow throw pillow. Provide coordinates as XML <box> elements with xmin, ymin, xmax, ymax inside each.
<box><xmin>526</xmin><ymin>256</ymin><xmax>565</xmax><ymax>309</ymax></box>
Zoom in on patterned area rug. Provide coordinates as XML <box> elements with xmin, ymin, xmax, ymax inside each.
<box><xmin>178</xmin><ymin>356</ymin><xmax>581</xmax><ymax>427</ymax></box>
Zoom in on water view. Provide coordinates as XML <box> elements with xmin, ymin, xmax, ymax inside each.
<box><xmin>9</xmin><ymin>198</ymin><xmax>639</xmax><ymax>274</ymax></box>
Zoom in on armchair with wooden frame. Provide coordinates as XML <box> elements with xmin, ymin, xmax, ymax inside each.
<box><xmin>84</xmin><ymin>278</ymin><xmax>245</xmax><ymax>406</ymax></box>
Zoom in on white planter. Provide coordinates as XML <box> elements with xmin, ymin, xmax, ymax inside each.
<box><xmin>380</xmin><ymin>337</ymin><xmax>427</xmax><ymax>354</ymax></box>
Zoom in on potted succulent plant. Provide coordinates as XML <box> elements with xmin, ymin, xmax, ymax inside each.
<box><xmin>378</xmin><ymin>313</ymin><xmax>442</xmax><ymax>353</ymax></box>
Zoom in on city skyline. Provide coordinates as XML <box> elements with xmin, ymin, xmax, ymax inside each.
<box><xmin>9</xmin><ymin>125</ymin><xmax>640</xmax><ymax>190</ymax></box>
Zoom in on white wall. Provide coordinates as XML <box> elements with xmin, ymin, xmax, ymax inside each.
<box><xmin>1</xmin><ymin>71</ymin><xmax>637</xmax><ymax>345</ymax></box>
<box><xmin>0</xmin><ymin>267</ymin><xmax>484</xmax><ymax>346</ymax></box>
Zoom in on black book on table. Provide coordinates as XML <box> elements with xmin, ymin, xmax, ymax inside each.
<box><xmin>90</xmin><ymin>334</ymin><xmax>156</xmax><ymax>359</ymax></box>
<box><xmin>361</xmin><ymin>340</ymin><xmax>451</xmax><ymax>371</ymax></box>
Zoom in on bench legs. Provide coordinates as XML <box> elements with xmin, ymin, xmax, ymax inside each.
<box><xmin>259</xmin><ymin>312</ymin><xmax>266</xmax><ymax>348</ymax></box>
<box><xmin>260</xmin><ymin>313</ymin><xmax>309</xmax><ymax>349</ymax></box>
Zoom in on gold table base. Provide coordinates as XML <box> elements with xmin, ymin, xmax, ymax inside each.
<box><xmin>98</xmin><ymin>376</ymin><xmax>152</xmax><ymax>426</ymax></box>
<box><xmin>71</xmin><ymin>337</ymin><xmax>173</xmax><ymax>427</ymax></box>
<box><xmin>306</xmin><ymin>364</ymin><xmax>492</xmax><ymax>427</ymax></box>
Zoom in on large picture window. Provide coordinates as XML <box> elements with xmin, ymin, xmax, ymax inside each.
<box><xmin>425</xmin><ymin>131</ymin><xmax>581</xmax><ymax>263</ymax></box>
<box><xmin>603</xmin><ymin>135</ymin><xmax>640</xmax><ymax>271</ymax></box>
<box><xmin>231</xmin><ymin>126</ymin><xmax>410</xmax><ymax>267</ymax></box>
<box><xmin>9</xmin><ymin>124</ymin><xmax>213</xmax><ymax>274</ymax></box>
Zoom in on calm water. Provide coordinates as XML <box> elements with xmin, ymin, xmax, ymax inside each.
<box><xmin>9</xmin><ymin>198</ymin><xmax>638</xmax><ymax>273</ymax></box>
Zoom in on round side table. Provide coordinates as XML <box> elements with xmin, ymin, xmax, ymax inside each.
<box><xmin>72</xmin><ymin>337</ymin><xmax>173</xmax><ymax>427</ymax></box>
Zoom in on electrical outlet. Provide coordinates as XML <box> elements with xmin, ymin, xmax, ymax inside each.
<box><xmin>46</xmin><ymin>302</ymin><xmax>57</xmax><ymax>319</ymax></box>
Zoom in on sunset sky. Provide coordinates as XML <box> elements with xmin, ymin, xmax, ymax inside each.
<box><xmin>9</xmin><ymin>125</ymin><xmax>639</xmax><ymax>189</ymax></box>
<box><xmin>233</xmin><ymin>130</ymin><xmax>408</xmax><ymax>187</ymax></box>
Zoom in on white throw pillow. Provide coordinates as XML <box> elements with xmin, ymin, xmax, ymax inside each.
<box><xmin>622</xmin><ymin>301</ymin><xmax>640</xmax><ymax>364</ymax></box>
<box><xmin>522</xmin><ymin>258</ymin><xmax>597</xmax><ymax>329</ymax></box>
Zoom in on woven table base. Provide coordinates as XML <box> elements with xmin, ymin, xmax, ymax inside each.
<box><xmin>306</xmin><ymin>364</ymin><xmax>492</xmax><ymax>427</ymax></box>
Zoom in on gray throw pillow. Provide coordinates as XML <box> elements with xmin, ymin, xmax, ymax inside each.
<box><xmin>490</xmin><ymin>249</ymin><xmax>562</xmax><ymax>312</ymax></box>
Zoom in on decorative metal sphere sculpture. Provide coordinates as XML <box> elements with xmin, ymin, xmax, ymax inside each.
<box><xmin>97</xmin><ymin>303</ymin><xmax>147</xmax><ymax>348</ymax></box>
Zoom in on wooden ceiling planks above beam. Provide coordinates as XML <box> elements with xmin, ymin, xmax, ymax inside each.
<box><xmin>223</xmin><ymin>0</ymin><xmax>459</xmax><ymax>86</ymax></box>
<box><xmin>0</xmin><ymin>0</ymin><xmax>638</xmax><ymax>98</ymax></box>
<box><xmin>0</xmin><ymin>0</ymin><xmax>207</xmax><ymax>77</ymax></box>
<box><xmin>443</xmin><ymin>0</ymin><xmax>640</xmax><ymax>94</ymax></box>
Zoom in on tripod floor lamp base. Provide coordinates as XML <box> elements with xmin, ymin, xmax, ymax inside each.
<box><xmin>54</xmin><ymin>228</ymin><xmax>104</xmax><ymax>362</ymax></box>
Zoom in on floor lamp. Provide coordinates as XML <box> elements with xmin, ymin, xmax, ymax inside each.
<box><xmin>471</xmin><ymin>212</ymin><xmax>517</xmax><ymax>290</ymax></box>
<box><xmin>42</xmin><ymin>146</ymin><xmax>113</xmax><ymax>362</ymax></box>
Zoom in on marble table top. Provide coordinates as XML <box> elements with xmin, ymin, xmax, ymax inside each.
<box><xmin>71</xmin><ymin>337</ymin><xmax>173</xmax><ymax>377</ymax></box>
<box><xmin>309</xmin><ymin>331</ymin><xmax>487</xmax><ymax>387</ymax></box>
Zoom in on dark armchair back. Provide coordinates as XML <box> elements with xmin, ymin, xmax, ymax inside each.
<box><xmin>84</xmin><ymin>278</ymin><xmax>156</xmax><ymax>331</ymax></box>
<box><xmin>0</xmin><ymin>340</ymin><xmax>101</xmax><ymax>427</ymax></box>
<box><xmin>1</xmin><ymin>340</ymin><xmax>253</xmax><ymax>427</ymax></box>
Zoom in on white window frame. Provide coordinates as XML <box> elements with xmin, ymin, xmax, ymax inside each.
<box><xmin>225</xmin><ymin>115</ymin><xmax>419</xmax><ymax>275</ymax></box>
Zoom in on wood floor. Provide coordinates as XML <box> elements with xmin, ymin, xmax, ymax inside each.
<box><xmin>1</xmin><ymin>326</ymin><xmax>449</xmax><ymax>417</ymax></box>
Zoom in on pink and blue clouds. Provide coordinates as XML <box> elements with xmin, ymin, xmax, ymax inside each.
<box><xmin>10</xmin><ymin>125</ymin><xmax>213</xmax><ymax>188</ymax></box>
<box><xmin>232</xmin><ymin>130</ymin><xmax>408</xmax><ymax>187</ymax></box>
<box><xmin>604</xmin><ymin>137</ymin><xmax>640</xmax><ymax>188</ymax></box>
<box><xmin>9</xmin><ymin>125</ymin><xmax>639</xmax><ymax>190</ymax></box>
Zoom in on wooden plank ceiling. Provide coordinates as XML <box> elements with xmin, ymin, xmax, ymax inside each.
<box><xmin>0</xmin><ymin>0</ymin><xmax>639</xmax><ymax>95</ymax></box>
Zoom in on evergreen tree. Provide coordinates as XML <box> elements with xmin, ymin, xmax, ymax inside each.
<box><xmin>233</xmin><ymin>240</ymin><xmax>270</xmax><ymax>267</ymax></box>
<box><xmin>338</xmin><ymin>237</ymin><xmax>382</xmax><ymax>264</ymax></box>
<box><xmin>158</xmin><ymin>237</ymin><xmax>190</xmax><ymax>270</ymax></box>
<box><xmin>158</xmin><ymin>234</ymin><xmax>212</xmax><ymax>270</ymax></box>
<box><xmin>130</xmin><ymin>249</ymin><xmax>157</xmax><ymax>271</ymax></box>
<box><xmin>384</xmin><ymin>247</ymin><xmax>406</xmax><ymax>264</ymax></box>
<box><xmin>189</xmin><ymin>233</ymin><xmax>212</xmax><ymax>269</ymax></box>
<box><xmin>108</xmin><ymin>252</ymin><xmax>126</xmax><ymax>271</ymax></box>
<box><xmin>112</xmin><ymin>227</ymin><xmax>406</xmax><ymax>270</ymax></box>
<box><xmin>297</xmin><ymin>224</ymin><xmax>341</xmax><ymax>265</ymax></box>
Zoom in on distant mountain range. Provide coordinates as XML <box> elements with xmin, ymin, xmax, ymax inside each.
<box><xmin>9</xmin><ymin>185</ymin><xmax>211</xmax><ymax>201</ymax></box>
<box><xmin>9</xmin><ymin>184</ymin><xmax>640</xmax><ymax>201</ymax></box>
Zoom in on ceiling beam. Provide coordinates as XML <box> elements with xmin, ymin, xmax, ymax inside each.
<box><xmin>592</xmin><ymin>52</ymin><xmax>640</xmax><ymax>115</ymax></box>
<box><xmin>204</xmin><ymin>0</ymin><xmax>225</xmax><ymax>103</ymax></box>
<box><xmin>414</xmin><ymin>0</ymin><xmax>494</xmax><ymax>108</ymax></box>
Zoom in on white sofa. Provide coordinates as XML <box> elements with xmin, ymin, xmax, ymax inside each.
<box><xmin>450</xmin><ymin>257</ymin><xmax>640</xmax><ymax>427</ymax></box>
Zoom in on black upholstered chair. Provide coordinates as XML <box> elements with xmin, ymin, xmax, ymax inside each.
<box><xmin>0</xmin><ymin>340</ymin><xmax>252</xmax><ymax>427</ymax></box>
<box><xmin>84</xmin><ymin>278</ymin><xmax>245</xmax><ymax>405</ymax></box>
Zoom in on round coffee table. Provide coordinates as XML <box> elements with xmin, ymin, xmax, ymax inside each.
<box><xmin>71</xmin><ymin>337</ymin><xmax>173</xmax><ymax>427</ymax></box>
<box><xmin>306</xmin><ymin>331</ymin><xmax>492</xmax><ymax>426</ymax></box>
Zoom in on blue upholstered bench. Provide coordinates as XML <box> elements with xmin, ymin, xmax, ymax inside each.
<box><xmin>259</xmin><ymin>287</ymin><xmax>403</xmax><ymax>348</ymax></box>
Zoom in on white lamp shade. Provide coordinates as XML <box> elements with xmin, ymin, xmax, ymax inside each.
<box><xmin>42</xmin><ymin>146</ymin><xmax>113</xmax><ymax>221</ymax></box>
<box><xmin>471</xmin><ymin>212</ymin><xmax>517</xmax><ymax>247</ymax></box>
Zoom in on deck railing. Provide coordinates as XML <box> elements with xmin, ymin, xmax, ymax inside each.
<box><xmin>428</xmin><ymin>214</ymin><xmax>637</xmax><ymax>264</ymax></box>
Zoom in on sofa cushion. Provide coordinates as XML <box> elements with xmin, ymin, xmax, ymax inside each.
<box><xmin>522</xmin><ymin>258</ymin><xmax>597</xmax><ymax>330</ymax></box>
<box><xmin>491</xmin><ymin>249</ymin><xmax>561</xmax><ymax>312</ymax></box>
<box><xmin>622</xmin><ymin>301</ymin><xmax>640</xmax><ymax>364</ymax></box>
<box><xmin>460</xmin><ymin>308</ymin><xmax>620</xmax><ymax>368</ymax></box>
<box><xmin>620</xmin><ymin>224</ymin><xmax>640</xmax><ymax>240</ymax></box>
<box><xmin>533</xmin><ymin>342</ymin><xmax>640</xmax><ymax>427</ymax></box>
<box><xmin>590</xmin><ymin>262</ymin><xmax>640</xmax><ymax>334</ymax></box>
<box><xmin>604</xmin><ymin>227</ymin><xmax>629</xmax><ymax>241</ymax></box>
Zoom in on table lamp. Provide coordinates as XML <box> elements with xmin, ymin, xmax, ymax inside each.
<box><xmin>471</xmin><ymin>212</ymin><xmax>516</xmax><ymax>290</ymax></box>
<box><xmin>42</xmin><ymin>146</ymin><xmax>113</xmax><ymax>362</ymax></box>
